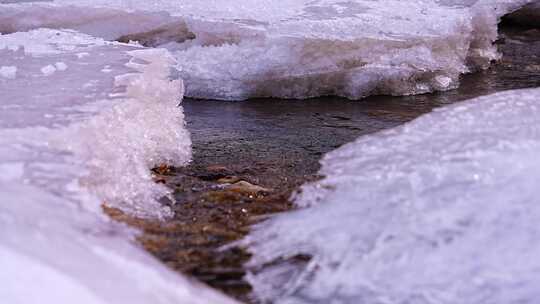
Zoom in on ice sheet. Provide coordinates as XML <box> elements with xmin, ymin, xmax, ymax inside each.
<box><xmin>0</xmin><ymin>29</ymin><xmax>234</xmax><ymax>304</ymax></box>
<box><xmin>245</xmin><ymin>88</ymin><xmax>540</xmax><ymax>304</ymax></box>
<box><xmin>0</xmin><ymin>0</ymin><xmax>535</xmax><ymax>100</ymax></box>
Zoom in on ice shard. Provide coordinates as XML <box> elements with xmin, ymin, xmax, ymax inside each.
<box><xmin>0</xmin><ymin>29</ymin><xmax>233</xmax><ymax>304</ymax></box>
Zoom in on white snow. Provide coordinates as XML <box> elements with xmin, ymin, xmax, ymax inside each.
<box><xmin>0</xmin><ymin>65</ymin><xmax>16</xmax><ymax>79</ymax></box>
<box><xmin>0</xmin><ymin>29</ymin><xmax>235</xmax><ymax>304</ymax></box>
<box><xmin>245</xmin><ymin>87</ymin><xmax>540</xmax><ymax>304</ymax></box>
<box><xmin>0</xmin><ymin>0</ymin><xmax>535</xmax><ymax>100</ymax></box>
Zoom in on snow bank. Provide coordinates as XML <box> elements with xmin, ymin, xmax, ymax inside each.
<box><xmin>0</xmin><ymin>0</ymin><xmax>535</xmax><ymax>100</ymax></box>
<box><xmin>0</xmin><ymin>29</ymin><xmax>234</xmax><ymax>304</ymax></box>
<box><xmin>245</xmin><ymin>87</ymin><xmax>540</xmax><ymax>304</ymax></box>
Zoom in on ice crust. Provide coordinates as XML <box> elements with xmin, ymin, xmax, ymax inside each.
<box><xmin>0</xmin><ymin>29</ymin><xmax>234</xmax><ymax>304</ymax></box>
<box><xmin>0</xmin><ymin>0</ymin><xmax>535</xmax><ymax>100</ymax></box>
<box><xmin>244</xmin><ymin>88</ymin><xmax>540</xmax><ymax>304</ymax></box>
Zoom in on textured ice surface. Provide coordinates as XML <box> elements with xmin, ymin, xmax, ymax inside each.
<box><xmin>245</xmin><ymin>88</ymin><xmax>540</xmax><ymax>304</ymax></box>
<box><xmin>0</xmin><ymin>0</ymin><xmax>535</xmax><ymax>100</ymax></box>
<box><xmin>0</xmin><ymin>29</ymin><xmax>234</xmax><ymax>304</ymax></box>
<box><xmin>0</xmin><ymin>28</ymin><xmax>191</xmax><ymax>216</ymax></box>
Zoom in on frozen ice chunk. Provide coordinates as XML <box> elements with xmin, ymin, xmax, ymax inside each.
<box><xmin>0</xmin><ymin>28</ymin><xmax>191</xmax><ymax>216</ymax></box>
<box><xmin>0</xmin><ymin>0</ymin><xmax>535</xmax><ymax>100</ymax></box>
<box><xmin>245</xmin><ymin>88</ymin><xmax>540</xmax><ymax>304</ymax></box>
<box><xmin>0</xmin><ymin>65</ymin><xmax>16</xmax><ymax>79</ymax></box>
<box><xmin>0</xmin><ymin>28</ymin><xmax>108</xmax><ymax>54</ymax></box>
<box><xmin>0</xmin><ymin>29</ymin><xmax>233</xmax><ymax>304</ymax></box>
<box><xmin>0</xmin><ymin>3</ymin><xmax>192</xmax><ymax>42</ymax></box>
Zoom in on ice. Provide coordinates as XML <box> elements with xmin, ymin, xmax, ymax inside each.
<box><xmin>244</xmin><ymin>88</ymin><xmax>540</xmax><ymax>304</ymax></box>
<box><xmin>0</xmin><ymin>29</ymin><xmax>234</xmax><ymax>303</ymax></box>
<box><xmin>0</xmin><ymin>0</ymin><xmax>535</xmax><ymax>100</ymax></box>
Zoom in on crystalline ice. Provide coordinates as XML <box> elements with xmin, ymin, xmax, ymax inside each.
<box><xmin>245</xmin><ymin>87</ymin><xmax>540</xmax><ymax>304</ymax></box>
<box><xmin>0</xmin><ymin>0</ymin><xmax>535</xmax><ymax>100</ymax></box>
<box><xmin>40</xmin><ymin>64</ymin><xmax>56</xmax><ymax>76</ymax></box>
<box><xmin>0</xmin><ymin>29</ymin><xmax>234</xmax><ymax>304</ymax></box>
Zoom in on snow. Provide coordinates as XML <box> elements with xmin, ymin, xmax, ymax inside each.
<box><xmin>0</xmin><ymin>0</ymin><xmax>536</xmax><ymax>100</ymax></box>
<box><xmin>244</xmin><ymin>87</ymin><xmax>540</xmax><ymax>304</ymax></box>
<box><xmin>0</xmin><ymin>29</ymin><xmax>234</xmax><ymax>304</ymax></box>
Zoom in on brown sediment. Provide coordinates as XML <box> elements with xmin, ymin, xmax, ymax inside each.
<box><xmin>103</xmin><ymin>162</ymin><xmax>317</xmax><ymax>303</ymax></box>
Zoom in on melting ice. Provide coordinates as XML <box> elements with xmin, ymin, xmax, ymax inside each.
<box><xmin>0</xmin><ymin>1</ymin><xmax>539</xmax><ymax>303</ymax></box>
<box><xmin>0</xmin><ymin>0</ymin><xmax>536</xmax><ymax>100</ymax></box>
<box><xmin>245</xmin><ymin>88</ymin><xmax>540</xmax><ymax>304</ymax></box>
<box><xmin>0</xmin><ymin>29</ymin><xmax>233</xmax><ymax>304</ymax></box>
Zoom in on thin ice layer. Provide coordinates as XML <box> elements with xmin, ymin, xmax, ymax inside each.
<box><xmin>0</xmin><ymin>0</ymin><xmax>535</xmax><ymax>100</ymax></box>
<box><xmin>245</xmin><ymin>88</ymin><xmax>540</xmax><ymax>304</ymax></box>
<box><xmin>0</xmin><ymin>29</ymin><xmax>233</xmax><ymax>304</ymax></box>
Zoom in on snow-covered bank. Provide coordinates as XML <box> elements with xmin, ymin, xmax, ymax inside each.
<box><xmin>244</xmin><ymin>87</ymin><xmax>540</xmax><ymax>304</ymax></box>
<box><xmin>0</xmin><ymin>0</ymin><xmax>536</xmax><ymax>100</ymax></box>
<box><xmin>0</xmin><ymin>29</ymin><xmax>234</xmax><ymax>303</ymax></box>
